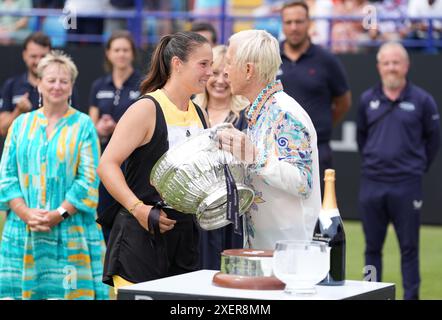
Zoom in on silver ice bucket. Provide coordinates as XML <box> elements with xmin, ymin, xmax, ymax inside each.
<box><xmin>150</xmin><ymin>124</ymin><xmax>255</xmax><ymax>230</ymax></box>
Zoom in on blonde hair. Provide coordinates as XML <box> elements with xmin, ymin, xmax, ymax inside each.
<box><xmin>228</xmin><ymin>30</ymin><xmax>282</xmax><ymax>84</ymax></box>
<box><xmin>194</xmin><ymin>45</ymin><xmax>248</xmax><ymax>120</ymax></box>
<box><xmin>37</xmin><ymin>50</ymin><xmax>79</xmax><ymax>83</ymax></box>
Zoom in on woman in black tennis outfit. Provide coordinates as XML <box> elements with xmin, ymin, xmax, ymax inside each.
<box><xmin>97</xmin><ymin>32</ymin><xmax>213</xmax><ymax>292</ymax></box>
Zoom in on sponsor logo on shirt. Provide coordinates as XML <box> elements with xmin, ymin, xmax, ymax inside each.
<box><xmin>129</xmin><ymin>90</ymin><xmax>140</xmax><ymax>100</ymax></box>
<box><xmin>96</xmin><ymin>90</ymin><xmax>114</xmax><ymax>99</ymax></box>
<box><xmin>413</xmin><ymin>200</ymin><xmax>423</xmax><ymax>210</ymax></box>
<box><xmin>369</xmin><ymin>100</ymin><xmax>380</xmax><ymax>110</ymax></box>
<box><xmin>432</xmin><ymin>114</ymin><xmax>440</xmax><ymax>120</ymax></box>
<box><xmin>167</xmin><ymin>126</ymin><xmax>203</xmax><ymax>149</ymax></box>
<box><xmin>399</xmin><ymin>101</ymin><xmax>415</xmax><ymax>112</ymax></box>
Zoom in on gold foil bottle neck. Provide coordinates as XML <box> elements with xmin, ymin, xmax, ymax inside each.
<box><xmin>322</xmin><ymin>169</ymin><xmax>338</xmax><ymax>210</ymax></box>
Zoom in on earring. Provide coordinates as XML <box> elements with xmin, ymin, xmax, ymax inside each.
<box><xmin>38</xmin><ymin>92</ymin><xmax>42</xmax><ymax>108</ymax></box>
<box><xmin>68</xmin><ymin>96</ymin><xmax>72</xmax><ymax>106</ymax></box>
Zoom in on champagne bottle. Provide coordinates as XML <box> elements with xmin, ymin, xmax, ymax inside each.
<box><xmin>313</xmin><ymin>169</ymin><xmax>346</xmax><ymax>285</ymax></box>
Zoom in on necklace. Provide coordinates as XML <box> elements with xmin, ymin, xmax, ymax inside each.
<box><xmin>162</xmin><ymin>87</ymin><xmax>189</xmax><ymax>113</ymax></box>
<box><xmin>161</xmin><ymin>87</ymin><xmax>173</xmax><ymax>103</ymax></box>
<box><xmin>247</xmin><ymin>80</ymin><xmax>283</xmax><ymax>127</ymax></box>
<box><xmin>162</xmin><ymin>87</ymin><xmax>179</xmax><ymax>107</ymax></box>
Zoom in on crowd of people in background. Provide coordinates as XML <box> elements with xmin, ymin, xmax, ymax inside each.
<box><xmin>0</xmin><ymin>0</ymin><xmax>440</xmax><ymax>301</ymax></box>
<box><xmin>0</xmin><ymin>0</ymin><xmax>441</xmax><ymax>52</ymax></box>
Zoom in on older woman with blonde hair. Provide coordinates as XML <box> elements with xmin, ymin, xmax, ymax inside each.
<box><xmin>218</xmin><ymin>30</ymin><xmax>322</xmax><ymax>250</ymax></box>
<box><xmin>193</xmin><ymin>44</ymin><xmax>249</xmax><ymax>269</ymax></box>
<box><xmin>0</xmin><ymin>50</ymin><xmax>108</xmax><ymax>299</ymax></box>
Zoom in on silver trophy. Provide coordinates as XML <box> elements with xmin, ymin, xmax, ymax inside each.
<box><xmin>150</xmin><ymin>124</ymin><xmax>255</xmax><ymax>230</ymax></box>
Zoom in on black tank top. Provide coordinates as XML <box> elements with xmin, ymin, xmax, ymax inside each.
<box><xmin>97</xmin><ymin>94</ymin><xmax>208</xmax><ymax>227</ymax></box>
<box><xmin>124</xmin><ymin>95</ymin><xmax>168</xmax><ymax>206</ymax></box>
<box><xmin>126</xmin><ymin>94</ymin><xmax>207</xmax><ymax>203</ymax></box>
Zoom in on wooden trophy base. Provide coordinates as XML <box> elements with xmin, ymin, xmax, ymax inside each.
<box><xmin>212</xmin><ymin>272</ymin><xmax>285</xmax><ymax>290</ymax></box>
<box><xmin>212</xmin><ymin>249</ymin><xmax>285</xmax><ymax>290</ymax></box>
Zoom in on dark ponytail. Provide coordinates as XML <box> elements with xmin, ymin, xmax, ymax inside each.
<box><xmin>140</xmin><ymin>32</ymin><xmax>209</xmax><ymax>95</ymax></box>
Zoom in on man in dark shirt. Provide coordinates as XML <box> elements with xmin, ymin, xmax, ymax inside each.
<box><xmin>0</xmin><ymin>32</ymin><xmax>51</xmax><ymax>136</ymax></box>
<box><xmin>277</xmin><ymin>1</ymin><xmax>351</xmax><ymax>186</ymax></box>
<box><xmin>357</xmin><ymin>42</ymin><xmax>440</xmax><ymax>300</ymax></box>
<box><xmin>0</xmin><ymin>31</ymin><xmax>81</xmax><ymax>138</ymax></box>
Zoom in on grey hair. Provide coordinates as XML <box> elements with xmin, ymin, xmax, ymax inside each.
<box><xmin>37</xmin><ymin>50</ymin><xmax>79</xmax><ymax>83</ymax></box>
<box><xmin>377</xmin><ymin>41</ymin><xmax>409</xmax><ymax>63</ymax></box>
<box><xmin>228</xmin><ymin>30</ymin><xmax>282</xmax><ymax>84</ymax></box>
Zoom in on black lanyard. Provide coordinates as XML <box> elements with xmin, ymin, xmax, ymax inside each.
<box><xmin>367</xmin><ymin>103</ymin><xmax>397</xmax><ymax>130</ymax></box>
<box><xmin>224</xmin><ymin>164</ymin><xmax>241</xmax><ymax>235</ymax></box>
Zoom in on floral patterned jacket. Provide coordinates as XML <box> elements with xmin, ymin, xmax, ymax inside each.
<box><xmin>244</xmin><ymin>80</ymin><xmax>321</xmax><ymax>249</ymax></box>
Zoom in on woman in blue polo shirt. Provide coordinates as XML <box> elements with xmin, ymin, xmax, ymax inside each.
<box><xmin>88</xmin><ymin>30</ymin><xmax>142</xmax><ymax>242</ymax></box>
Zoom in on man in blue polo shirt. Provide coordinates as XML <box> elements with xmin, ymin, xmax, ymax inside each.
<box><xmin>357</xmin><ymin>42</ymin><xmax>440</xmax><ymax>300</ymax></box>
<box><xmin>277</xmin><ymin>1</ymin><xmax>351</xmax><ymax>187</ymax></box>
<box><xmin>0</xmin><ymin>31</ymin><xmax>81</xmax><ymax>139</ymax></box>
<box><xmin>0</xmin><ymin>32</ymin><xmax>51</xmax><ymax>136</ymax></box>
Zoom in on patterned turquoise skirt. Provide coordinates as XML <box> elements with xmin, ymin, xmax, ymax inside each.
<box><xmin>0</xmin><ymin>212</ymin><xmax>109</xmax><ymax>300</ymax></box>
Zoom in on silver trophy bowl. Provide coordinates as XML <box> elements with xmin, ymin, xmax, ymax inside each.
<box><xmin>150</xmin><ymin>124</ymin><xmax>255</xmax><ymax>230</ymax></box>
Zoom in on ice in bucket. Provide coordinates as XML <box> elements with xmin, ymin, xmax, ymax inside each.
<box><xmin>272</xmin><ymin>240</ymin><xmax>330</xmax><ymax>295</ymax></box>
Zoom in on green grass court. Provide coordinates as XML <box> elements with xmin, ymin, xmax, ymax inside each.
<box><xmin>0</xmin><ymin>213</ymin><xmax>441</xmax><ymax>300</ymax></box>
<box><xmin>344</xmin><ymin>220</ymin><xmax>442</xmax><ymax>300</ymax></box>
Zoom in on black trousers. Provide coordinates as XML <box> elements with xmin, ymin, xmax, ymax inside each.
<box><xmin>359</xmin><ymin>176</ymin><xmax>422</xmax><ymax>300</ymax></box>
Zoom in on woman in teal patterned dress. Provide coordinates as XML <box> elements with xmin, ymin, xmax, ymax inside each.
<box><xmin>0</xmin><ymin>50</ymin><xmax>108</xmax><ymax>300</ymax></box>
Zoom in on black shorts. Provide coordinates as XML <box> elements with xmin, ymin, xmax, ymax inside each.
<box><xmin>102</xmin><ymin>208</ymin><xmax>200</xmax><ymax>286</ymax></box>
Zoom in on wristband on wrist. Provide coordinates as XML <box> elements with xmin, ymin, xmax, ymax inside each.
<box><xmin>57</xmin><ymin>206</ymin><xmax>70</xmax><ymax>220</ymax></box>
